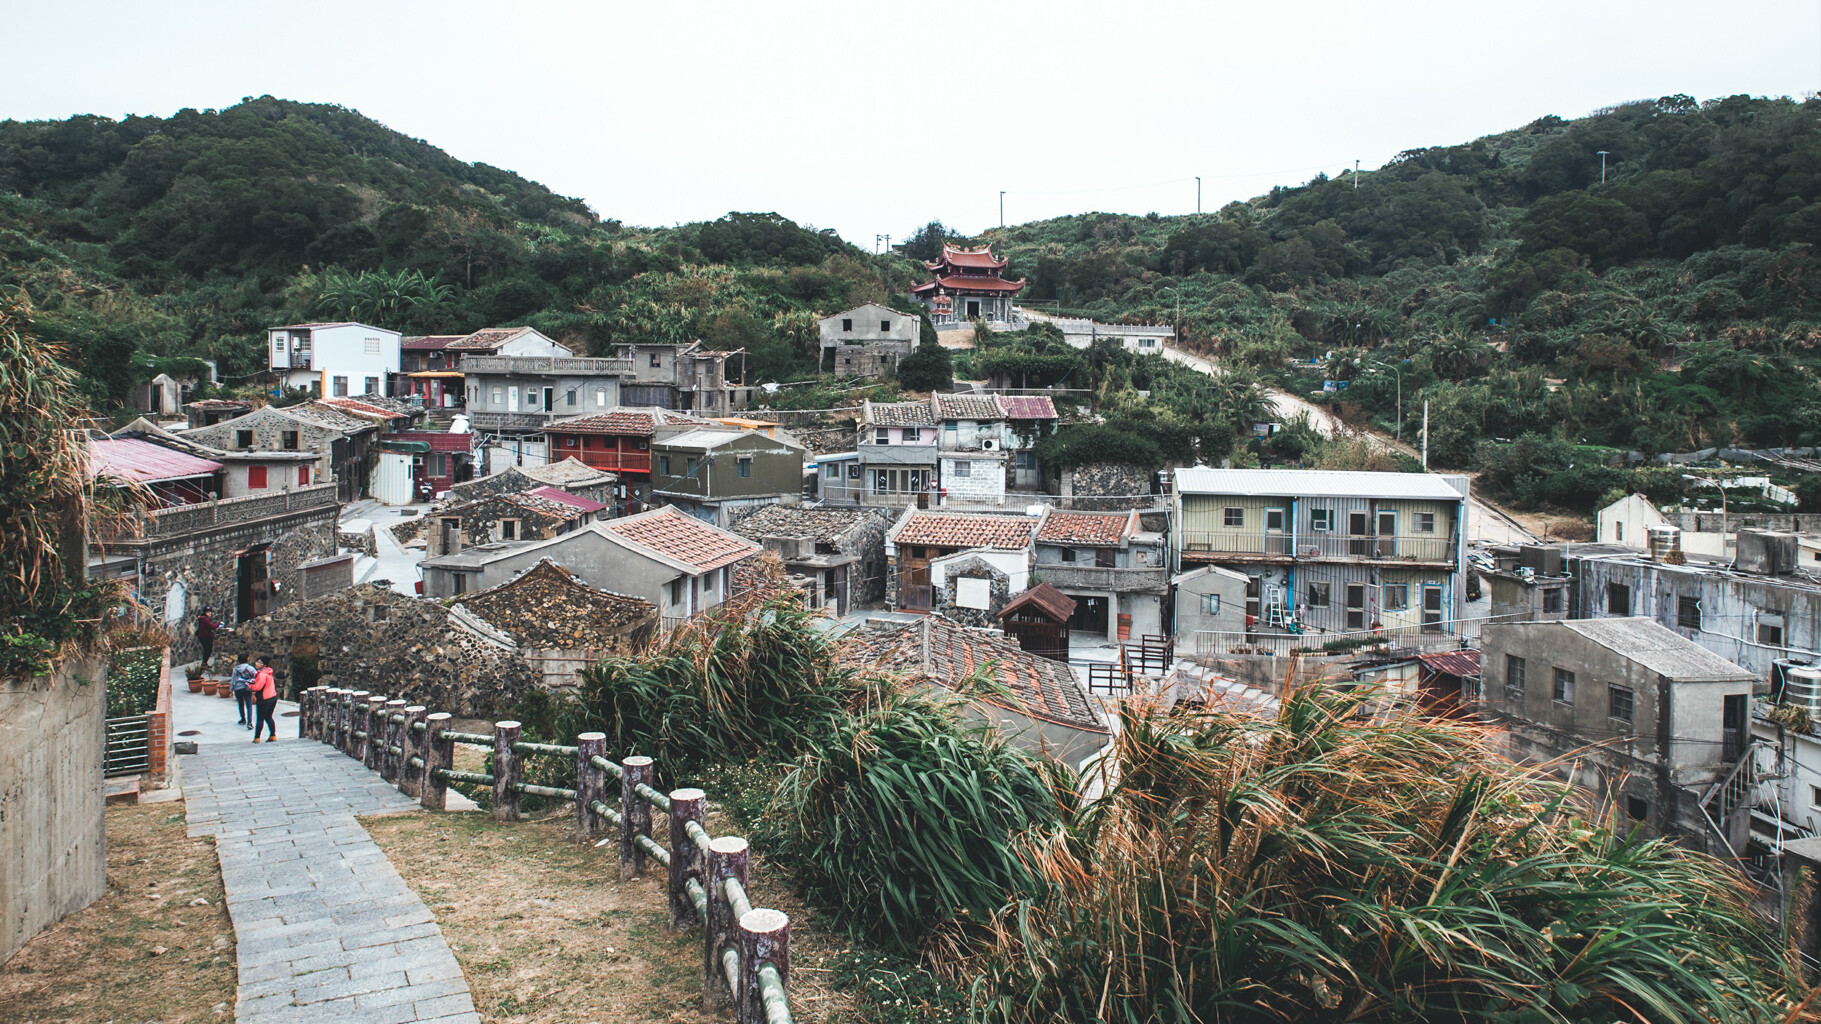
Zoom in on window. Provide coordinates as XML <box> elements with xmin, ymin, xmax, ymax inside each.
<box><xmin>1060</xmin><ymin>548</ymin><xmax>1077</xmax><ymax>563</ymax></box>
<box><xmin>330</xmin><ymin>376</ymin><xmax>348</xmax><ymax>397</ymax></box>
<box><xmin>1626</xmin><ymin>796</ymin><xmax>1649</xmax><ymax>821</ymax></box>
<box><xmin>670</xmin><ymin>579</ymin><xmax>683</xmax><ymax>605</ymax></box>
<box><xmin>944</xmin><ymin>419</ymin><xmax>957</xmax><ymax>433</ymax></box>
<box><xmin>526</xmin><ymin>389</ymin><xmax>539</xmax><ymax>409</ymax></box>
<box><xmin>492</xmin><ymin>387</ymin><xmax>504</xmax><ymax>404</ymax></box>
<box><xmin>1413</xmin><ymin>512</ymin><xmax>1435</xmax><ymax>533</ymax></box>
<box><xmin>566</xmin><ymin>389</ymin><xmax>578</xmax><ymax>407</ymax></box>
<box><xmin>1542</xmin><ymin>588</ymin><xmax>1563</xmax><ymax>613</ymax></box>
<box><xmin>659</xmin><ymin>455</ymin><xmax>671</xmax><ymax>475</ymax></box>
<box><xmin>650</xmin><ymin>353</ymin><xmax>662</xmax><ymax>367</ymax></box>
<box><xmin>737</xmin><ymin>457</ymin><xmax>752</xmax><ymax>478</ymax></box>
<box><xmin>1383</xmin><ymin>584</ymin><xmax>1409</xmax><ymax>610</ymax></box>
<box><xmin>952</xmin><ymin>460</ymin><xmax>971</xmax><ymax>478</ymax></box>
<box><xmin>247</xmin><ymin>465</ymin><xmax>268</xmax><ymax>489</ymax></box>
<box><xmin>1309</xmin><ymin>509</ymin><xmax>1332</xmax><ymax>532</ymax></box>
<box><xmin>452</xmin><ymin>572</ymin><xmax>467</xmax><ymax>595</ymax></box>
<box><xmin>1609</xmin><ymin>684</ymin><xmax>1634</xmax><ymax>723</ymax></box>
<box><xmin>1760</xmin><ymin>622</ymin><xmax>1785</xmax><ymax>647</ymax></box>
<box><xmin>1607</xmin><ymin>582</ymin><xmax>1630</xmax><ymax>615</ymax></box>
<box><xmin>1377</xmin><ymin>510</ymin><xmax>1397</xmax><ymax>535</ymax></box>
<box><xmin>235</xmin><ymin>429</ymin><xmax>253</xmax><ymax>449</ymax></box>
<box><xmin>1614</xmin><ymin>521</ymin><xmax>1624</xmax><ymax>542</ymax></box>
<box><xmin>1223</xmin><ymin>507</ymin><xmax>1244</xmax><ymax>528</ymax></box>
<box><xmin>1201</xmin><ymin>594</ymin><xmax>1220</xmax><ymax>614</ymax></box>
<box><xmin>309</xmin><ymin>380</ymin><xmax>321</xmax><ymax>396</ymax></box>
<box><xmin>881</xmin><ymin>320</ymin><xmax>891</xmax><ymax>332</ymax></box>
<box><xmin>1812</xmin><ymin>785</ymin><xmax>1821</xmax><ymax>810</ymax></box>
<box><xmin>1678</xmin><ymin>595</ymin><xmax>1701</xmax><ymax>631</ymax></box>
<box><xmin>1505</xmin><ymin>655</ymin><xmax>1526</xmax><ymax>697</ymax></box>
<box><xmin>363</xmin><ymin>337</ymin><xmax>381</xmax><ymax>355</ymax></box>
<box><xmin>841</xmin><ymin>319</ymin><xmax>853</xmax><ymax>332</ymax></box>
<box><xmin>500</xmin><ymin>520</ymin><xmax>518</xmax><ymax>541</ymax></box>
<box><xmin>596</xmin><ymin>388</ymin><xmax>607</xmax><ymax>407</ymax></box>
<box><xmin>825</xmin><ymin>463</ymin><xmax>838</xmax><ymax>478</ymax></box>
<box><xmin>281</xmin><ymin>430</ymin><xmax>299</xmax><ymax>451</ymax></box>
<box><xmin>296</xmin><ymin>465</ymin><xmax>310</xmax><ymax>486</ymax></box>
<box><xmin>1552</xmin><ymin>668</ymin><xmax>1576</xmax><ymax>705</ymax></box>
<box><xmin>1265</xmin><ymin>508</ymin><xmax>1285</xmax><ymax>531</ymax></box>
<box><xmin>685</xmin><ymin>457</ymin><xmax>698</xmax><ymax>477</ymax></box>
<box><xmin>1095</xmin><ymin>548</ymin><xmax>1116</xmax><ymax>568</ymax></box>
<box><xmin>365</xmin><ymin>376</ymin><xmax>379</xmax><ymax>395</ymax></box>
<box><xmin>875</xmin><ymin>428</ymin><xmax>890</xmax><ymax>445</ymax></box>
<box><xmin>1307</xmin><ymin>582</ymin><xmax>1330</xmax><ymax>608</ymax></box>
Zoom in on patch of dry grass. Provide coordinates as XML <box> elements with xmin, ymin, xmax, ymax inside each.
<box><xmin>0</xmin><ymin>803</ymin><xmax>237</xmax><ymax>1023</ymax></box>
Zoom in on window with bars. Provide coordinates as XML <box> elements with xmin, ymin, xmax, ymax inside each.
<box><xmin>1505</xmin><ymin>655</ymin><xmax>1526</xmax><ymax>698</ymax></box>
<box><xmin>1609</xmin><ymin>684</ymin><xmax>1634</xmax><ymax>724</ymax></box>
<box><xmin>1552</xmin><ymin>668</ymin><xmax>1576</xmax><ymax>705</ymax></box>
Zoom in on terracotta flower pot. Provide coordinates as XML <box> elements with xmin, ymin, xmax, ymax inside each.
<box><xmin>188</xmin><ymin>679</ymin><xmax>204</xmax><ymax>693</ymax></box>
<box><xmin>219</xmin><ymin>685</ymin><xmax>235</xmax><ymax>699</ymax></box>
<box><xmin>201</xmin><ymin>680</ymin><xmax>218</xmax><ymax>696</ymax></box>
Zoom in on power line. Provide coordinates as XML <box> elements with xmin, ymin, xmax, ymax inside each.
<box><xmin>1000</xmin><ymin>161</ymin><xmax>1352</xmax><ymax>199</ymax></box>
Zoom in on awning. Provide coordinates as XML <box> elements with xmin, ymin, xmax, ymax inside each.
<box><xmin>405</xmin><ymin>371</ymin><xmax>466</xmax><ymax>378</ymax></box>
<box><xmin>380</xmin><ymin>440</ymin><xmax>432</xmax><ymax>453</ymax></box>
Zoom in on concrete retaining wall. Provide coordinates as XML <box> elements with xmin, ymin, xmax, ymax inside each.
<box><xmin>1</xmin><ymin>655</ymin><xmax>108</xmax><ymax>965</ymax></box>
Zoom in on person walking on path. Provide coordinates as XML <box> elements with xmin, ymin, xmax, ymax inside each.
<box><xmin>250</xmin><ymin>656</ymin><xmax>278</xmax><ymax>743</ymax></box>
<box><xmin>229</xmin><ymin>654</ymin><xmax>256</xmax><ymax>729</ymax></box>
<box><xmin>195</xmin><ymin>607</ymin><xmax>219</xmax><ymax>669</ymax></box>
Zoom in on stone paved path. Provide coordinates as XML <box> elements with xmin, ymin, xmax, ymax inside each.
<box><xmin>180</xmin><ymin>685</ymin><xmax>480</xmax><ymax>1023</ymax></box>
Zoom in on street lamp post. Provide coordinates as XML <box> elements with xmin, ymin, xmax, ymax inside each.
<box><xmin>1596</xmin><ymin>150</ymin><xmax>1610</xmax><ymax>185</ymax></box>
<box><xmin>1371</xmin><ymin>360</ymin><xmax>1403</xmax><ymax>443</ymax></box>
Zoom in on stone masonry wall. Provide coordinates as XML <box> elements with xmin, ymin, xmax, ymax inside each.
<box><xmin>936</xmin><ymin>555</ymin><xmax>1012</xmax><ymax>628</ymax></box>
<box><xmin>838</xmin><ymin>512</ymin><xmax>893</xmax><ymax>605</ymax></box>
<box><xmin>1064</xmin><ymin>462</ymin><xmax>1157</xmax><ymax>511</ymax></box>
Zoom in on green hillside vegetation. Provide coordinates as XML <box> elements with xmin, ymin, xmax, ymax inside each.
<box><xmin>962</xmin><ymin>93</ymin><xmax>1821</xmax><ymax>510</ymax></box>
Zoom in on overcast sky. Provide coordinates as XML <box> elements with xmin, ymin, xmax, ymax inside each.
<box><xmin>11</xmin><ymin>1</ymin><xmax>1821</xmax><ymax>246</ymax></box>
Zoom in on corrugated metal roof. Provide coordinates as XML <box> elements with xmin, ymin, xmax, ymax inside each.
<box><xmin>89</xmin><ymin>437</ymin><xmax>223</xmax><ymax>484</ymax></box>
<box><xmin>1558</xmin><ymin>618</ymin><xmax>1757</xmax><ymax>680</ymax></box>
<box><xmin>527</xmin><ymin>486</ymin><xmax>607</xmax><ymax>513</ymax></box>
<box><xmin>1174</xmin><ymin>467</ymin><xmax>1465</xmax><ymax>501</ymax></box>
<box><xmin>1417</xmin><ymin>650</ymin><xmax>1482</xmax><ymax>678</ymax></box>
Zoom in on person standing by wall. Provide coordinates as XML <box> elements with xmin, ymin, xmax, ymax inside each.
<box><xmin>230</xmin><ymin>653</ymin><xmax>256</xmax><ymax>730</ymax></box>
<box><xmin>195</xmin><ymin>607</ymin><xmax>219</xmax><ymax>669</ymax></box>
<box><xmin>251</xmin><ymin>656</ymin><xmax>278</xmax><ymax>743</ymax></box>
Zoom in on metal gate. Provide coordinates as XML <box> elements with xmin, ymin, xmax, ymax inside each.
<box><xmin>104</xmin><ymin>715</ymin><xmax>151</xmax><ymax>778</ymax></box>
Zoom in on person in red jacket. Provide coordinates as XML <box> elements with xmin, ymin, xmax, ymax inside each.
<box><xmin>251</xmin><ymin>656</ymin><xmax>279</xmax><ymax>743</ymax></box>
<box><xmin>195</xmin><ymin>608</ymin><xmax>219</xmax><ymax>669</ymax></box>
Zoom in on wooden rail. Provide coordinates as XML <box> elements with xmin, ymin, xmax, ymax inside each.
<box><xmin>299</xmin><ymin>686</ymin><xmax>793</xmax><ymax>1024</ymax></box>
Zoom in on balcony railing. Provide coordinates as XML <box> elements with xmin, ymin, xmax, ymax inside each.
<box><xmin>468</xmin><ymin>411</ymin><xmax>554</xmax><ymax>431</ymax></box>
<box><xmin>1033</xmin><ymin>564</ymin><xmax>1168</xmax><ymax>592</ymax></box>
<box><xmin>458</xmin><ymin>355</ymin><xmax>634</xmax><ymax>376</ymax></box>
<box><xmin>1192</xmin><ymin>612</ymin><xmax>1524</xmax><ymax>661</ymax></box>
<box><xmin>858</xmin><ymin>441</ymin><xmax>940</xmax><ymax>466</ymax></box>
<box><xmin>111</xmin><ymin>483</ymin><xmax>341</xmax><ymax>541</ymax></box>
<box><xmin>1180</xmin><ymin>531</ymin><xmax>1458</xmax><ymax>564</ymax></box>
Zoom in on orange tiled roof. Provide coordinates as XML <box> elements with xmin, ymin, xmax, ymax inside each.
<box><xmin>894</xmin><ymin>512</ymin><xmax>1035</xmax><ymax>551</ymax></box>
<box><xmin>1037</xmin><ymin>510</ymin><xmax>1137</xmax><ymax>546</ymax></box>
<box><xmin>549</xmin><ymin>409</ymin><xmax>693</xmax><ymax>436</ymax></box>
<box><xmin>845</xmin><ymin>617</ymin><xmax>1105</xmax><ymax>733</ymax></box>
<box><xmin>605</xmin><ymin>507</ymin><xmax>758</xmax><ymax>572</ymax></box>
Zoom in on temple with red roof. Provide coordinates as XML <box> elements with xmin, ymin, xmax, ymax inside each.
<box><xmin>911</xmin><ymin>245</ymin><xmax>1025</xmax><ymax>325</ymax></box>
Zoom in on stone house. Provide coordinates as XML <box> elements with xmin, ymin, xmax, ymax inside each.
<box><xmin>446</xmin><ymin>457</ymin><xmax>619</xmax><ymax>509</ymax></box>
<box><xmin>451</xmin><ymin>558</ymin><xmax>658</xmax><ymax>689</ymax></box>
<box><xmin>819</xmin><ymin>303</ymin><xmax>918</xmax><ymax>376</ymax></box>
<box><xmin>419</xmin><ymin>507</ymin><xmax>759</xmax><ymax>621</ymax></box>
<box><xmin>855</xmin><ymin>399</ymin><xmax>938</xmax><ymax>508</ymax></box>
<box><xmin>423</xmin><ymin>488</ymin><xmax>606</xmax><ymax>557</ymax></box>
<box><xmin>107</xmin><ymin>421</ymin><xmax>323</xmax><ymax>500</ymax></box>
<box><xmin>1034</xmin><ymin>509</ymin><xmax>1168</xmax><ymax>641</ymax></box>
<box><xmin>182</xmin><ymin>401</ymin><xmax>380</xmax><ymax>502</ymax></box>
<box><xmin>651</xmin><ymin>426</ymin><xmax>805</xmax><ymax>525</ymax></box>
<box><xmin>1480</xmin><ymin>617</ymin><xmax>1762</xmax><ymax>846</ymax></box>
<box><xmin>185</xmin><ymin>398</ymin><xmax>252</xmax><ymax>429</ymax></box>
<box><xmin>1044</xmin><ymin>460</ymin><xmax>1160</xmax><ymax>512</ymax></box>
<box><xmin>727</xmin><ymin>504</ymin><xmax>895</xmax><ymax>613</ymax></box>
<box><xmin>317</xmin><ymin>394</ymin><xmax>423</xmax><ymax>435</ymax></box>
<box><xmin>885</xmin><ymin>508</ymin><xmax>1039</xmax><ymax>613</ymax></box>
<box><xmin>844</xmin><ymin>615</ymin><xmax>1109</xmax><ymax>767</ymax></box>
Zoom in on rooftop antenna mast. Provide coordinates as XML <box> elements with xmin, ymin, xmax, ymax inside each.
<box><xmin>1196</xmin><ymin>176</ymin><xmax>1201</xmax><ymax>213</ymax></box>
<box><xmin>1354</xmin><ymin>159</ymin><xmax>1360</xmax><ymax>189</ymax></box>
<box><xmin>999</xmin><ymin>191</ymin><xmax>1006</xmax><ymax>228</ymax></box>
<box><xmin>1596</xmin><ymin>151</ymin><xmax>1610</xmax><ymax>185</ymax></box>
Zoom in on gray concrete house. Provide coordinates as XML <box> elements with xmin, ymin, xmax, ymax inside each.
<box><xmin>1033</xmin><ymin>510</ymin><xmax>1168</xmax><ymax>641</ymax></box>
<box><xmin>856</xmin><ymin>400</ymin><xmax>939</xmax><ymax>508</ymax></box>
<box><xmin>615</xmin><ymin>341</ymin><xmax>751</xmax><ymax>413</ymax></box>
<box><xmin>1480</xmin><ymin>617</ymin><xmax>1762</xmax><ymax>844</ymax></box>
<box><xmin>651</xmin><ymin>426</ymin><xmax>805</xmax><ymax>525</ymax></box>
<box><xmin>182</xmin><ymin>401</ymin><xmax>380</xmax><ymax>502</ymax></box>
<box><xmin>727</xmin><ymin>504</ymin><xmax>894</xmax><ymax>613</ymax></box>
<box><xmin>462</xmin><ymin>354</ymin><xmax>632</xmax><ymax>468</ymax></box>
<box><xmin>1172</xmin><ymin>564</ymin><xmax>1250</xmax><ymax>640</ymax></box>
<box><xmin>419</xmin><ymin>507</ymin><xmax>758</xmax><ymax>620</ymax></box>
<box><xmin>819</xmin><ymin>303</ymin><xmax>918</xmax><ymax>376</ymax></box>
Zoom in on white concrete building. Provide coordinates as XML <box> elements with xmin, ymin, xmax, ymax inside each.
<box><xmin>819</xmin><ymin>303</ymin><xmax>918</xmax><ymax>376</ymax></box>
<box><xmin>268</xmin><ymin>322</ymin><xmax>402</xmax><ymax>397</ymax></box>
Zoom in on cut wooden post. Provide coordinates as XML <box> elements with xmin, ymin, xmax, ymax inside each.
<box><xmin>619</xmin><ymin>755</ymin><xmax>654</xmax><ymax>880</ymax></box>
<box><xmin>668</xmin><ymin>788</ymin><xmax>706</xmax><ymax>930</ymax></box>
<box><xmin>324</xmin><ymin>689</ymin><xmax>344</xmax><ymax>747</ymax></box>
<box><xmin>703</xmin><ymin>836</ymin><xmax>749</xmax><ymax>1009</ymax></box>
<box><xmin>738</xmin><ymin>908</ymin><xmax>789</xmax><ymax>1024</ymax></box>
<box><xmin>421</xmin><ymin>712</ymin><xmax>453</xmax><ymax>810</ymax></box>
<box><xmin>364</xmin><ymin>696</ymin><xmax>388</xmax><ymax>770</ymax></box>
<box><xmin>346</xmin><ymin>691</ymin><xmax>370</xmax><ymax>755</ymax></box>
<box><xmin>380</xmin><ymin>699</ymin><xmax>407</xmax><ymax>782</ymax></box>
<box><xmin>492</xmin><ymin>720</ymin><xmax>522</xmax><ymax>822</ymax></box>
<box><xmin>400</xmin><ymin>706</ymin><xmax>427</xmax><ymax>798</ymax></box>
<box><xmin>575</xmin><ymin>732</ymin><xmax>607</xmax><ymax>840</ymax></box>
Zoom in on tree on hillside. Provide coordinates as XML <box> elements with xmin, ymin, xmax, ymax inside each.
<box><xmin>895</xmin><ymin>339</ymin><xmax>953</xmax><ymax>392</ymax></box>
<box><xmin>900</xmin><ymin>220</ymin><xmax>967</xmax><ymax>263</ymax></box>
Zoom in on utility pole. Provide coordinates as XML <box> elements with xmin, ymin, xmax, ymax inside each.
<box><xmin>875</xmin><ymin>234</ymin><xmax>883</xmax><ymax>254</ymax></box>
<box><xmin>999</xmin><ymin>191</ymin><xmax>1005</xmax><ymax>228</ymax></box>
<box><xmin>1596</xmin><ymin>150</ymin><xmax>1610</xmax><ymax>185</ymax></box>
<box><xmin>1195</xmin><ymin>176</ymin><xmax>1201</xmax><ymax>214</ymax></box>
<box><xmin>1421</xmin><ymin>400</ymin><xmax>1429</xmax><ymax>470</ymax></box>
<box><xmin>1354</xmin><ymin>159</ymin><xmax>1360</xmax><ymax>190</ymax></box>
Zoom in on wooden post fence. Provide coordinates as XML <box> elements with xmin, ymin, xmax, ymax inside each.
<box><xmin>669</xmin><ymin>788</ymin><xmax>706</xmax><ymax>930</ymax></box>
<box><xmin>620</xmin><ymin>755</ymin><xmax>654</xmax><ymax>880</ymax></box>
<box><xmin>576</xmin><ymin>732</ymin><xmax>607</xmax><ymax>840</ymax></box>
<box><xmin>422</xmin><ymin>712</ymin><xmax>452</xmax><ymax>811</ymax></box>
<box><xmin>492</xmin><ymin>720</ymin><xmax>521</xmax><ymax>822</ymax></box>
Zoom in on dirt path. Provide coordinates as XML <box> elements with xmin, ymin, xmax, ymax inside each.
<box><xmin>363</xmin><ymin>809</ymin><xmax>857</xmax><ymax>1024</ymax></box>
<box><xmin>0</xmin><ymin>804</ymin><xmax>237</xmax><ymax>1023</ymax></box>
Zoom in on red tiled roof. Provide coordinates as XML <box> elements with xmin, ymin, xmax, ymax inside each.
<box><xmin>1037</xmin><ymin>511</ymin><xmax>1137</xmax><ymax>546</ymax></box>
<box><xmin>88</xmin><ymin>437</ymin><xmax>223</xmax><ymax>485</ymax></box>
<box><xmin>402</xmin><ymin>335</ymin><xmax>464</xmax><ymax>351</ymax></box>
<box><xmin>605</xmin><ymin>507</ymin><xmax>758</xmax><ymax>572</ymax></box>
<box><xmin>999</xmin><ymin>583</ymin><xmax>1076</xmax><ymax>623</ymax></box>
<box><xmin>912</xmin><ymin>275</ymin><xmax>1027</xmax><ymax>294</ymax></box>
<box><xmin>1418</xmin><ymin>650</ymin><xmax>1482</xmax><ymax>678</ymax></box>
<box><xmin>998</xmin><ymin>395</ymin><xmax>1057</xmax><ymax>420</ymax></box>
<box><xmin>894</xmin><ymin>512</ymin><xmax>1036</xmax><ymax>551</ymax></box>
<box><xmin>845</xmin><ymin>617</ymin><xmax>1105</xmax><ymax>733</ymax></box>
<box><xmin>549</xmin><ymin>409</ymin><xmax>692</xmax><ymax>436</ymax></box>
<box><xmin>926</xmin><ymin>245</ymin><xmax>1008</xmax><ymax>270</ymax></box>
<box><xmin>447</xmin><ymin>326</ymin><xmax>532</xmax><ymax>352</ymax></box>
<box><xmin>527</xmin><ymin>486</ymin><xmax>607</xmax><ymax>513</ymax></box>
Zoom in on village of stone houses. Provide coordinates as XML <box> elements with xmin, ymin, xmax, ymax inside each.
<box><xmin>12</xmin><ymin>81</ymin><xmax>1821</xmax><ymax>1023</ymax></box>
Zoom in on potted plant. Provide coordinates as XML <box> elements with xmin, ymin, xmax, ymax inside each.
<box><xmin>187</xmin><ymin>665</ymin><xmax>204</xmax><ymax>693</ymax></box>
<box><xmin>201</xmin><ymin>678</ymin><xmax>218</xmax><ymax>696</ymax></box>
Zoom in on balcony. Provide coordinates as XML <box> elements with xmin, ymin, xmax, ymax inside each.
<box><xmin>459</xmin><ymin>355</ymin><xmax>635</xmax><ymax>376</ymax></box>
<box><xmin>858</xmin><ymin>441</ymin><xmax>939</xmax><ymax>466</ymax></box>
<box><xmin>1034</xmin><ymin>564</ymin><xmax>1168</xmax><ymax>593</ymax></box>
<box><xmin>1179</xmin><ymin>530</ymin><xmax>1458</xmax><ymax>566</ymax></box>
<box><xmin>468</xmin><ymin>411</ymin><xmax>552</xmax><ymax>432</ymax></box>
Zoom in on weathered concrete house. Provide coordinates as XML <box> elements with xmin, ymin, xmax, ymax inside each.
<box><xmin>934</xmin><ymin>392</ymin><xmax>1009</xmax><ymax>507</ymax></box>
<box><xmin>727</xmin><ymin>504</ymin><xmax>894</xmax><ymax>613</ymax></box>
<box><xmin>182</xmin><ymin>401</ymin><xmax>380</xmax><ymax>502</ymax></box>
<box><xmin>1033</xmin><ymin>510</ymin><xmax>1167</xmax><ymax>641</ymax></box>
<box><xmin>819</xmin><ymin>303</ymin><xmax>918</xmax><ymax>376</ymax></box>
<box><xmin>424</xmin><ymin>488</ymin><xmax>605</xmax><ymax>557</ymax></box>
<box><xmin>108</xmin><ymin>421</ymin><xmax>322</xmax><ymax>500</ymax></box>
<box><xmin>1171</xmin><ymin>564</ymin><xmax>1251</xmax><ymax>640</ymax></box>
<box><xmin>651</xmin><ymin>426</ymin><xmax>805</xmax><ymax>525</ymax></box>
<box><xmin>998</xmin><ymin>395</ymin><xmax>1058</xmax><ymax>490</ymax></box>
<box><xmin>615</xmin><ymin>341</ymin><xmax>751</xmax><ymax>413</ymax></box>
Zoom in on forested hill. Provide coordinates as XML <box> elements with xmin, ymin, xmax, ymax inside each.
<box><xmin>0</xmin><ymin>96</ymin><xmax>908</xmax><ymax>401</ymax></box>
<box><xmin>960</xmin><ymin>93</ymin><xmax>1821</xmax><ymax>473</ymax></box>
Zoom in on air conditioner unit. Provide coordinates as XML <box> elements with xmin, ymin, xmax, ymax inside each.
<box><xmin>981</xmin><ymin>438</ymin><xmax>1000</xmax><ymax>451</ymax></box>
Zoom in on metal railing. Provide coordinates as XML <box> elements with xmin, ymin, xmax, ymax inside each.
<box><xmin>1179</xmin><ymin>531</ymin><xmax>1458</xmax><ymax>564</ymax></box>
<box><xmin>1193</xmin><ymin>613</ymin><xmax>1522</xmax><ymax>661</ymax></box>
<box><xmin>104</xmin><ymin>715</ymin><xmax>152</xmax><ymax>778</ymax></box>
<box><xmin>298</xmin><ymin>687</ymin><xmax>794</xmax><ymax>1024</ymax></box>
